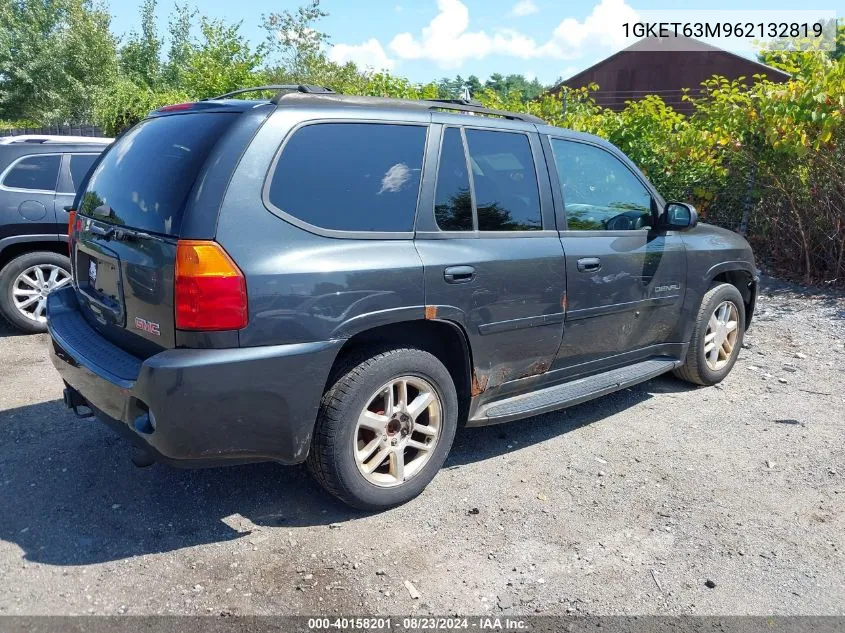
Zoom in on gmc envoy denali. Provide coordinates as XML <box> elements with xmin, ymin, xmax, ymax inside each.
<box><xmin>47</xmin><ymin>85</ymin><xmax>758</xmax><ymax>509</ymax></box>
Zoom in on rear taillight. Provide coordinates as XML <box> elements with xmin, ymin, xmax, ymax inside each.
<box><xmin>175</xmin><ymin>240</ymin><xmax>248</xmax><ymax>331</ymax></box>
<box><xmin>67</xmin><ymin>209</ymin><xmax>76</xmax><ymax>255</ymax></box>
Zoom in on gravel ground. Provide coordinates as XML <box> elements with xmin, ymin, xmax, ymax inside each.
<box><xmin>0</xmin><ymin>276</ymin><xmax>843</xmax><ymax>616</ymax></box>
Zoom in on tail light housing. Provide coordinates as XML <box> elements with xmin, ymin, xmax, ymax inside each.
<box><xmin>175</xmin><ymin>240</ymin><xmax>248</xmax><ymax>331</ymax></box>
<box><xmin>67</xmin><ymin>209</ymin><xmax>77</xmax><ymax>255</ymax></box>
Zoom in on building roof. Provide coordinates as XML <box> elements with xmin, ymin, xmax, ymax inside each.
<box><xmin>554</xmin><ymin>36</ymin><xmax>791</xmax><ymax>92</ymax></box>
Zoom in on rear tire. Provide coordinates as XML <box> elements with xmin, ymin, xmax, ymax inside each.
<box><xmin>307</xmin><ymin>347</ymin><xmax>458</xmax><ymax>510</ymax></box>
<box><xmin>0</xmin><ymin>251</ymin><xmax>71</xmax><ymax>334</ymax></box>
<box><xmin>674</xmin><ymin>282</ymin><xmax>745</xmax><ymax>386</ymax></box>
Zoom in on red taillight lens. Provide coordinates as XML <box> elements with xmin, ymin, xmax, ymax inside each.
<box><xmin>175</xmin><ymin>240</ymin><xmax>248</xmax><ymax>331</ymax></box>
<box><xmin>67</xmin><ymin>209</ymin><xmax>77</xmax><ymax>255</ymax></box>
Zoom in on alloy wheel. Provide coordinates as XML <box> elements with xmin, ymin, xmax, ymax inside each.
<box><xmin>703</xmin><ymin>300</ymin><xmax>739</xmax><ymax>371</ymax></box>
<box><xmin>12</xmin><ymin>264</ymin><xmax>71</xmax><ymax>324</ymax></box>
<box><xmin>353</xmin><ymin>375</ymin><xmax>443</xmax><ymax>488</ymax></box>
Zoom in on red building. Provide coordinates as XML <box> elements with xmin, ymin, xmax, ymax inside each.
<box><xmin>552</xmin><ymin>37</ymin><xmax>791</xmax><ymax>113</ymax></box>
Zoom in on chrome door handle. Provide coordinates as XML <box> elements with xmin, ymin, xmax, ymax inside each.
<box><xmin>444</xmin><ymin>265</ymin><xmax>476</xmax><ymax>284</ymax></box>
<box><xmin>577</xmin><ymin>257</ymin><xmax>602</xmax><ymax>272</ymax></box>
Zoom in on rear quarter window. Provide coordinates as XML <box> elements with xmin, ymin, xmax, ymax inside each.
<box><xmin>266</xmin><ymin>122</ymin><xmax>427</xmax><ymax>233</ymax></box>
<box><xmin>2</xmin><ymin>154</ymin><xmax>60</xmax><ymax>192</ymax></box>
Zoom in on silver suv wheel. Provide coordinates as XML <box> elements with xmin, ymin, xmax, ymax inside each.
<box><xmin>354</xmin><ymin>375</ymin><xmax>443</xmax><ymax>487</ymax></box>
<box><xmin>703</xmin><ymin>300</ymin><xmax>739</xmax><ymax>371</ymax></box>
<box><xmin>12</xmin><ymin>264</ymin><xmax>71</xmax><ymax>324</ymax></box>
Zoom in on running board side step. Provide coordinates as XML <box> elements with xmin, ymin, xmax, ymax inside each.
<box><xmin>471</xmin><ymin>358</ymin><xmax>681</xmax><ymax>425</ymax></box>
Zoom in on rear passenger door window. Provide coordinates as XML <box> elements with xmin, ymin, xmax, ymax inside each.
<box><xmin>267</xmin><ymin>123</ymin><xmax>427</xmax><ymax>234</ymax></box>
<box><xmin>464</xmin><ymin>129</ymin><xmax>541</xmax><ymax>231</ymax></box>
<box><xmin>1</xmin><ymin>154</ymin><xmax>60</xmax><ymax>192</ymax></box>
<box><xmin>551</xmin><ymin>139</ymin><xmax>654</xmax><ymax>231</ymax></box>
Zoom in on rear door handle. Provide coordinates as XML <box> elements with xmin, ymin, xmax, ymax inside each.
<box><xmin>577</xmin><ymin>257</ymin><xmax>602</xmax><ymax>272</ymax></box>
<box><xmin>444</xmin><ymin>265</ymin><xmax>476</xmax><ymax>284</ymax></box>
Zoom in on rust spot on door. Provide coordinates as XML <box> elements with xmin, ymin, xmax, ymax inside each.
<box><xmin>528</xmin><ymin>360</ymin><xmax>550</xmax><ymax>376</ymax></box>
<box><xmin>425</xmin><ymin>305</ymin><xmax>438</xmax><ymax>320</ymax></box>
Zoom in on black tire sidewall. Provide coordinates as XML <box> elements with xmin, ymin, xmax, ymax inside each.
<box><xmin>0</xmin><ymin>251</ymin><xmax>70</xmax><ymax>334</ymax></box>
<box><xmin>326</xmin><ymin>349</ymin><xmax>458</xmax><ymax>510</ymax></box>
<box><xmin>694</xmin><ymin>284</ymin><xmax>746</xmax><ymax>385</ymax></box>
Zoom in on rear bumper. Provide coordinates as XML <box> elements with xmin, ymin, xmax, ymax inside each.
<box><xmin>47</xmin><ymin>287</ymin><xmax>343</xmax><ymax>466</ymax></box>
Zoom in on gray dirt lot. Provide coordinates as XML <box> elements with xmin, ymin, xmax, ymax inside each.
<box><xmin>0</xmin><ymin>277</ymin><xmax>843</xmax><ymax>616</ymax></box>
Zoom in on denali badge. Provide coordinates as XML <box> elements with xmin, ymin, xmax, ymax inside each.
<box><xmin>134</xmin><ymin>317</ymin><xmax>161</xmax><ymax>336</ymax></box>
<box><xmin>655</xmin><ymin>283</ymin><xmax>681</xmax><ymax>293</ymax></box>
<box><xmin>88</xmin><ymin>260</ymin><xmax>97</xmax><ymax>284</ymax></box>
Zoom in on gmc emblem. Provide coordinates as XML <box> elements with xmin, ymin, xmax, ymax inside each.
<box><xmin>134</xmin><ymin>317</ymin><xmax>161</xmax><ymax>336</ymax></box>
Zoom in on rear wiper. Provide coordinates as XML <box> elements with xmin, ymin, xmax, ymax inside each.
<box><xmin>89</xmin><ymin>224</ymin><xmax>115</xmax><ymax>239</ymax></box>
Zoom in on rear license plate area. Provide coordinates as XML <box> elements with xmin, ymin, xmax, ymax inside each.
<box><xmin>76</xmin><ymin>244</ymin><xmax>124</xmax><ymax>324</ymax></box>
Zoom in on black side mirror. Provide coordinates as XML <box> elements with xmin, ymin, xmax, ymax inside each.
<box><xmin>662</xmin><ymin>202</ymin><xmax>698</xmax><ymax>231</ymax></box>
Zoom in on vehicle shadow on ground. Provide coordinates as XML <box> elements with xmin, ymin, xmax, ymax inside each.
<box><xmin>0</xmin><ymin>375</ymin><xmax>696</xmax><ymax>566</ymax></box>
<box><xmin>446</xmin><ymin>374</ymin><xmax>696</xmax><ymax>467</ymax></box>
<box><xmin>0</xmin><ymin>320</ymin><xmax>25</xmax><ymax>338</ymax></box>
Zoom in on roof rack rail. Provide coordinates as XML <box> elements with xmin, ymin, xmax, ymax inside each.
<box><xmin>0</xmin><ymin>134</ymin><xmax>113</xmax><ymax>145</ymax></box>
<box><xmin>203</xmin><ymin>84</ymin><xmax>335</xmax><ymax>102</ymax></box>
<box><xmin>428</xmin><ymin>98</ymin><xmax>484</xmax><ymax>107</ymax></box>
<box><xmin>425</xmin><ymin>100</ymin><xmax>545</xmax><ymax>124</ymax></box>
<box><xmin>268</xmin><ymin>91</ymin><xmax>546</xmax><ymax>124</ymax></box>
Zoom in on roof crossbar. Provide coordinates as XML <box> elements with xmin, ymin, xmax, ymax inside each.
<box><xmin>202</xmin><ymin>84</ymin><xmax>336</xmax><ymax>102</ymax></box>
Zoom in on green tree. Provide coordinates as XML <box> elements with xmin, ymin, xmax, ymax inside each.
<box><xmin>262</xmin><ymin>0</ymin><xmax>330</xmax><ymax>80</ymax></box>
<box><xmin>0</xmin><ymin>0</ymin><xmax>118</xmax><ymax>124</ymax></box>
<box><xmin>119</xmin><ymin>0</ymin><xmax>161</xmax><ymax>88</ymax></box>
<box><xmin>162</xmin><ymin>3</ymin><xmax>194</xmax><ymax>87</ymax></box>
<box><xmin>181</xmin><ymin>17</ymin><xmax>267</xmax><ymax>98</ymax></box>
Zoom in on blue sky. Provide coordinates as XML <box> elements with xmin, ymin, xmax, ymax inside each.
<box><xmin>106</xmin><ymin>0</ymin><xmax>841</xmax><ymax>85</ymax></box>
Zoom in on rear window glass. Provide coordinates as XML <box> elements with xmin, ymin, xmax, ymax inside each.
<box><xmin>78</xmin><ymin>113</ymin><xmax>236</xmax><ymax>235</ymax></box>
<box><xmin>2</xmin><ymin>154</ymin><xmax>60</xmax><ymax>191</ymax></box>
<box><xmin>267</xmin><ymin>123</ymin><xmax>427</xmax><ymax>233</ymax></box>
<box><xmin>68</xmin><ymin>153</ymin><xmax>99</xmax><ymax>192</ymax></box>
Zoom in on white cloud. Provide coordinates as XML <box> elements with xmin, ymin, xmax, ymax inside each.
<box><xmin>542</xmin><ymin>0</ymin><xmax>639</xmax><ymax>55</ymax></box>
<box><xmin>328</xmin><ymin>39</ymin><xmax>396</xmax><ymax>71</ymax></box>
<box><xmin>510</xmin><ymin>0</ymin><xmax>538</xmax><ymax>17</ymax></box>
<box><xmin>388</xmin><ymin>0</ymin><xmax>547</xmax><ymax>68</ymax></box>
<box><xmin>333</xmin><ymin>0</ymin><xmax>638</xmax><ymax>71</ymax></box>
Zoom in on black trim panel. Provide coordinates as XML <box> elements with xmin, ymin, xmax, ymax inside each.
<box><xmin>478</xmin><ymin>312</ymin><xmax>564</xmax><ymax>335</ymax></box>
<box><xmin>566</xmin><ymin>295</ymin><xmax>680</xmax><ymax>321</ymax></box>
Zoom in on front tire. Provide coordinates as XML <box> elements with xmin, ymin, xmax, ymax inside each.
<box><xmin>307</xmin><ymin>347</ymin><xmax>458</xmax><ymax>510</ymax></box>
<box><xmin>0</xmin><ymin>251</ymin><xmax>71</xmax><ymax>334</ymax></box>
<box><xmin>674</xmin><ymin>282</ymin><xmax>746</xmax><ymax>386</ymax></box>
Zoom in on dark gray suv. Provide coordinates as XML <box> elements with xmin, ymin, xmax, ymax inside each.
<box><xmin>46</xmin><ymin>86</ymin><xmax>758</xmax><ymax>509</ymax></box>
<box><xmin>0</xmin><ymin>135</ymin><xmax>111</xmax><ymax>332</ymax></box>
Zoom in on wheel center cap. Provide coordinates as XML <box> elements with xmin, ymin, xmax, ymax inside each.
<box><xmin>386</xmin><ymin>413</ymin><xmax>412</xmax><ymax>439</ymax></box>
